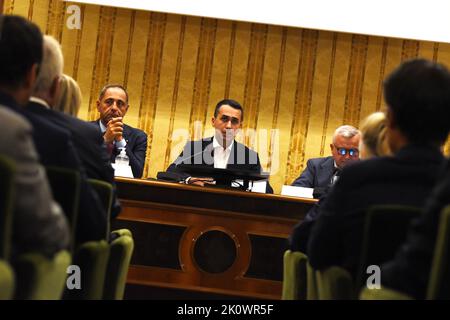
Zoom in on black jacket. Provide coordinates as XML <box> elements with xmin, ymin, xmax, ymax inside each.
<box><xmin>92</xmin><ymin>121</ymin><xmax>147</xmax><ymax>179</ymax></box>
<box><xmin>381</xmin><ymin>158</ymin><xmax>450</xmax><ymax>299</ymax></box>
<box><xmin>167</xmin><ymin>137</ymin><xmax>273</xmax><ymax>193</ymax></box>
<box><xmin>307</xmin><ymin>144</ymin><xmax>445</xmax><ymax>276</ymax></box>
<box><xmin>27</xmin><ymin>103</ymin><xmax>121</xmax><ymax>219</ymax></box>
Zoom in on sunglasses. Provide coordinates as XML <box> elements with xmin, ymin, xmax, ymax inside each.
<box><xmin>335</xmin><ymin>146</ymin><xmax>359</xmax><ymax>157</ymax></box>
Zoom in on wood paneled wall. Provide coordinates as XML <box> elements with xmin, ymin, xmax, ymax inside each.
<box><xmin>5</xmin><ymin>0</ymin><xmax>450</xmax><ymax>192</ymax></box>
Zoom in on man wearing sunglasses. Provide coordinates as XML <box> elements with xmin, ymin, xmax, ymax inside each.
<box><xmin>291</xmin><ymin>125</ymin><xmax>361</xmax><ymax>197</ymax></box>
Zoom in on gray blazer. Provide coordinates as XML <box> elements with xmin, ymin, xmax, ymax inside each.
<box><xmin>0</xmin><ymin>105</ymin><xmax>69</xmax><ymax>258</ymax></box>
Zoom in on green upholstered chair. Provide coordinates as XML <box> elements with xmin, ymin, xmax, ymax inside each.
<box><xmin>111</xmin><ymin>228</ymin><xmax>132</xmax><ymax>238</ymax></box>
<box><xmin>356</xmin><ymin>205</ymin><xmax>421</xmax><ymax>290</ymax></box>
<box><xmin>64</xmin><ymin>240</ymin><xmax>110</xmax><ymax>300</ymax></box>
<box><xmin>0</xmin><ymin>155</ymin><xmax>15</xmax><ymax>260</ymax></box>
<box><xmin>103</xmin><ymin>230</ymin><xmax>134</xmax><ymax>300</ymax></box>
<box><xmin>45</xmin><ymin>166</ymin><xmax>80</xmax><ymax>250</ymax></box>
<box><xmin>315</xmin><ymin>266</ymin><xmax>354</xmax><ymax>300</ymax></box>
<box><xmin>87</xmin><ymin>179</ymin><xmax>113</xmax><ymax>240</ymax></box>
<box><xmin>282</xmin><ymin>250</ymin><xmax>307</xmax><ymax>300</ymax></box>
<box><xmin>0</xmin><ymin>260</ymin><xmax>15</xmax><ymax>300</ymax></box>
<box><xmin>360</xmin><ymin>286</ymin><xmax>414</xmax><ymax>300</ymax></box>
<box><xmin>306</xmin><ymin>262</ymin><xmax>318</xmax><ymax>300</ymax></box>
<box><xmin>426</xmin><ymin>205</ymin><xmax>450</xmax><ymax>300</ymax></box>
<box><xmin>14</xmin><ymin>250</ymin><xmax>71</xmax><ymax>300</ymax></box>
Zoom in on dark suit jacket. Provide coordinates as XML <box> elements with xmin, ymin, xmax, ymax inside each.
<box><xmin>381</xmin><ymin>159</ymin><xmax>450</xmax><ymax>299</ymax></box>
<box><xmin>291</xmin><ymin>156</ymin><xmax>335</xmax><ymax>189</ymax></box>
<box><xmin>167</xmin><ymin>137</ymin><xmax>273</xmax><ymax>193</ymax></box>
<box><xmin>26</xmin><ymin>103</ymin><xmax>121</xmax><ymax>219</ymax></box>
<box><xmin>93</xmin><ymin>121</ymin><xmax>148</xmax><ymax>179</ymax></box>
<box><xmin>307</xmin><ymin>144</ymin><xmax>445</xmax><ymax>276</ymax></box>
<box><xmin>24</xmin><ymin>101</ymin><xmax>108</xmax><ymax>244</ymax></box>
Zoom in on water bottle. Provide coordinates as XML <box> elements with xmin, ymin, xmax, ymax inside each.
<box><xmin>115</xmin><ymin>148</ymin><xmax>129</xmax><ymax>166</ymax></box>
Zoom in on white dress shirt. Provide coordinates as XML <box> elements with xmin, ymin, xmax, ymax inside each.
<box><xmin>29</xmin><ymin>96</ymin><xmax>51</xmax><ymax>109</ymax></box>
<box><xmin>212</xmin><ymin>136</ymin><xmax>234</xmax><ymax>169</ymax></box>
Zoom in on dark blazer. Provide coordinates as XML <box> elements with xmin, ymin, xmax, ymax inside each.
<box><xmin>24</xmin><ymin>101</ymin><xmax>108</xmax><ymax>244</ymax></box>
<box><xmin>291</xmin><ymin>156</ymin><xmax>335</xmax><ymax>189</ymax></box>
<box><xmin>92</xmin><ymin>121</ymin><xmax>147</xmax><ymax>179</ymax></box>
<box><xmin>167</xmin><ymin>137</ymin><xmax>273</xmax><ymax>193</ymax></box>
<box><xmin>307</xmin><ymin>145</ymin><xmax>445</xmax><ymax>276</ymax></box>
<box><xmin>381</xmin><ymin>159</ymin><xmax>450</xmax><ymax>299</ymax></box>
<box><xmin>26</xmin><ymin>103</ymin><xmax>121</xmax><ymax>219</ymax></box>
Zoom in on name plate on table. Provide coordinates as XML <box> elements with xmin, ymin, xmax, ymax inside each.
<box><xmin>281</xmin><ymin>185</ymin><xmax>314</xmax><ymax>198</ymax></box>
<box><xmin>112</xmin><ymin>163</ymin><xmax>134</xmax><ymax>178</ymax></box>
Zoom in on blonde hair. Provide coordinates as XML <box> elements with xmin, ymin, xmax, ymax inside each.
<box><xmin>360</xmin><ymin>112</ymin><xmax>391</xmax><ymax>159</ymax></box>
<box><xmin>54</xmin><ymin>74</ymin><xmax>82</xmax><ymax>116</ymax></box>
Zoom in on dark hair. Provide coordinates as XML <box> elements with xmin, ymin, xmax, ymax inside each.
<box><xmin>0</xmin><ymin>15</ymin><xmax>43</xmax><ymax>89</ymax></box>
<box><xmin>98</xmin><ymin>84</ymin><xmax>129</xmax><ymax>103</ymax></box>
<box><xmin>214</xmin><ymin>99</ymin><xmax>244</xmax><ymax>121</ymax></box>
<box><xmin>384</xmin><ymin>58</ymin><xmax>450</xmax><ymax>145</ymax></box>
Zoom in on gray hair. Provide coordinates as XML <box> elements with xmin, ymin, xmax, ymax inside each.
<box><xmin>33</xmin><ymin>35</ymin><xmax>63</xmax><ymax>94</ymax></box>
<box><xmin>332</xmin><ymin>125</ymin><xmax>361</xmax><ymax>143</ymax></box>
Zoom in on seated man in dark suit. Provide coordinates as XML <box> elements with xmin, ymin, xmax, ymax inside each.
<box><xmin>380</xmin><ymin>157</ymin><xmax>450</xmax><ymax>299</ymax></box>
<box><xmin>94</xmin><ymin>84</ymin><xmax>148</xmax><ymax>178</ymax></box>
<box><xmin>307</xmin><ymin>59</ymin><xmax>450</xmax><ymax>277</ymax></box>
<box><xmin>289</xmin><ymin>124</ymin><xmax>360</xmax><ymax>252</ymax></box>
<box><xmin>167</xmin><ymin>99</ymin><xmax>272</xmax><ymax>193</ymax></box>
<box><xmin>26</xmin><ymin>37</ymin><xmax>121</xmax><ymax>220</ymax></box>
<box><xmin>0</xmin><ymin>15</ymin><xmax>69</xmax><ymax>258</ymax></box>
<box><xmin>291</xmin><ymin>125</ymin><xmax>361</xmax><ymax>198</ymax></box>
<box><xmin>24</xmin><ymin>35</ymin><xmax>107</xmax><ymax>244</ymax></box>
<box><xmin>290</xmin><ymin>113</ymin><xmax>389</xmax><ymax>252</ymax></box>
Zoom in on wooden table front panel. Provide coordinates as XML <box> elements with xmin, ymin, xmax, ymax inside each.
<box><xmin>113</xmin><ymin>178</ymin><xmax>316</xmax><ymax>299</ymax></box>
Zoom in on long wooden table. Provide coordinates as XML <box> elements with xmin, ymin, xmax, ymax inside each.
<box><xmin>112</xmin><ymin>177</ymin><xmax>316</xmax><ymax>299</ymax></box>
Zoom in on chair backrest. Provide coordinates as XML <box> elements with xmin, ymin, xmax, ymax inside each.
<box><xmin>359</xmin><ymin>286</ymin><xmax>414</xmax><ymax>300</ymax></box>
<box><xmin>282</xmin><ymin>250</ymin><xmax>307</xmax><ymax>300</ymax></box>
<box><xmin>0</xmin><ymin>259</ymin><xmax>15</xmax><ymax>300</ymax></box>
<box><xmin>426</xmin><ymin>205</ymin><xmax>450</xmax><ymax>300</ymax></box>
<box><xmin>45</xmin><ymin>166</ymin><xmax>81</xmax><ymax>250</ymax></box>
<box><xmin>64</xmin><ymin>240</ymin><xmax>110</xmax><ymax>300</ymax></box>
<box><xmin>356</xmin><ymin>205</ymin><xmax>421</xmax><ymax>289</ymax></box>
<box><xmin>306</xmin><ymin>262</ymin><xmax>318</xmax><ymax>300</ymax></box>
<box><xmin>315</xmin><ymin>266</ymin><xmax>354</xmax><ymax>300</ymax></box>
<box><xmin>0</xmin><ymin>155</ymin><xmax>15</xmax><ymax>260</ymax></box>
<box><xmin>103</xmin><ymin>230</ymin><xmax>134</xmax><ymax>300</ymax></box>
<box><xmin>14</xmin><ymin>250</ymin><xmax>71</xmax><ymax>300</ymax></box>
<box><xmin>88</xmin><ymin>179</ymin><xmax>113</xmax><ymax>240</ymax></box>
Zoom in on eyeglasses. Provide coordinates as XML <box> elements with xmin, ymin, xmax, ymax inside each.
<box><xmin>334</xmin><ymin>146</ymin><xmax>359</xmax><ymax>157</ymax></box>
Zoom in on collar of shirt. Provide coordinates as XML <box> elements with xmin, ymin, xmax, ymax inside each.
<box><xmin>212</xmin><ymin>136</ymin><xmax>234</xmax><ymax>169</ymax></box>
<box><xmin>212</xmin><ymin>135</ymin><xmax>234</xmax><ymax>152</ymax></box>
<box><xmin>29</xmin><ymin>96</ymin><xmax>51</xmax><ymax>109</ymax></box>
<box><xmin>99</xmin><ymin>120</ymin><xmax>107</xmax><ymax>133</ymax></box>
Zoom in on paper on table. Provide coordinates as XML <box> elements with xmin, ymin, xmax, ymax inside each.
<box><xmin>112</xmin><ymin>163</ymin><xmax>134</xmax><ymax>178</ymax></box>
<box><xmin>233</xmin><ymin>179</ymin><xmax>268</xmax><ymax>193</ymax></box>
<box><xmin>281</xmin><ymin>185</ymin><xmax>314</xmax><ymax>198</ymax></box>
